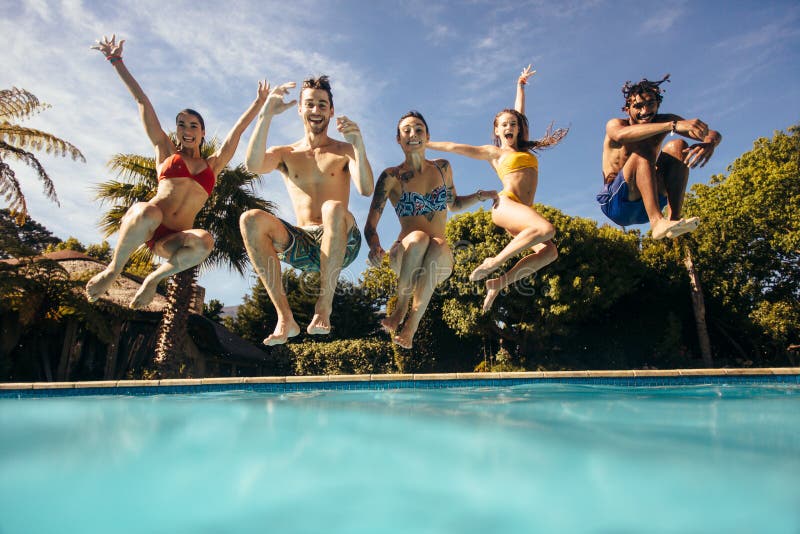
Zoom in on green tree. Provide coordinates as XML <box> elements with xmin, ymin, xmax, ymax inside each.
<box><xmin>0</xmin><ymin>208</ymin><xmax>60</xmax><ymax>258</ymax></box>
<box><xmin>226</xmin><ymin>270</ymin><xmax>381</xmax><ymax>346</ymax></box>
<box><xmin>94</xmin><ymin>138</ymin><xmax>274</xmax><ymax>373</ymax></box>
<box><xmin>680</xmin><ymin>124</ymin><xmax>800</xmax><ymax>362</ymax></box>
<box><xmin>203</xmin><ymin>299</ymin><xmax>225</xmax><ymax>323</ymax></box>
<box><xmin>0</xmin><ymin>88</ymin><xmax>84</xmax><ymax>224</ymax></box>
<box><xmin>442</xmin><ymin>207</ymin><xmax>644</xmax><ymax>363</ymax></box>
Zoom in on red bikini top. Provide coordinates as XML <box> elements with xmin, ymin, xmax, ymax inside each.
<box><xmin>158</xmin><ymin>153</ymin><xmax>215</xmax><ymax>196</ymax></box>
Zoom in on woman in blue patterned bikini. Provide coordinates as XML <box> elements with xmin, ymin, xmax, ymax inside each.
<box><xmin>427</xmin><ymin>65</ymin><xmax>568</xmax><ymax>312</ymax></box>
<box><xmin>364</xmin><ymin>111</ymin><xmax>497</xmax><ymax>349</ymax></box>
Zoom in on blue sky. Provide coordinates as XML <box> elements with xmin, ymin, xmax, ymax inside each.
<box><xmin>2</xmin><ymin>0</ymin><xmax>799</xmax><ymax>307</ymax></box>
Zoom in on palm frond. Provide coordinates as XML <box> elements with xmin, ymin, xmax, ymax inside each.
<box><xmin>0</xmin><ymin>157</ymin><xmax>28</xmax><ymax>224</ymax></box>
<box><xmin>0</xmin><ymin>87</ymin><xmax>50</xmax><ymax>122</ymax></box>
<box><xmin>93</xmin><ymin>180</ymin><xmax>154</xmax><ymax>205</ymax></box>
<box><xmin>0</xmin><ymin>123</ymin><xmax>85</xmax><ymax>162</ymax></box>
<box><xmin>97</xmin><ymin>204</ymin><xmax>133</xmax><ymax>237</ymax></box>
<box><xmin>0</xmin><ymin>141</ymin><xmax>59</xmax><ymax>206</ymax></box>
<box><xmin>107</xmin><ymin>153</ymin><xmax>157</xmax><ymax>186</ymax></box>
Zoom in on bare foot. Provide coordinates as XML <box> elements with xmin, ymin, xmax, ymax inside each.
<box><xmin>393</xmin><ymin>329</ymin><xmax>414</xmax><ymax>349</ymax></box>
<box><xmin>469</xmin><ymin>257</ymin><xmax>500</xmax><ymax>282</ymax></box>
<box><xmin>263</xmin><ymin>318</ymin><xmax>301</xmax><ymax>346</ymax></box>
<box><xmin>307</xmin><ymin>313</ymin><xmax>331</xmax><ymax>335</ymax></box>
<box><xmin>652</xmin><ymin>217</ymin><xmax>700</xmax><ymax>240</ymax></box>
<box><xmin>130</xmin><ymin>279</ymin><xmax>159</xmax><ymax>309</ymax></box>
<box><xmin>482</xmin><ymin>279</ymin><xmax>503</xmax><ymax>313</ymax></box>
<box><xmin>380</xmin><ymin>317</ymin><xmax>398</xmax><ymax>334</ymax></box>
<box><xmin>85</xmin><ymin>268</ymin><xmax>118</xmax><ymax>302</ymax></box>
<box><xmin>665</xmin><ymin>217</ymin><xmax>699</xmax><ymax>239</ymax></box>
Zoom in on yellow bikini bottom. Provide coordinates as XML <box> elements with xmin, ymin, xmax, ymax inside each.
<box><xmin>498</xmin><ymin>189</ymin><xmax>534</xmax><ymax>207</ymax></box>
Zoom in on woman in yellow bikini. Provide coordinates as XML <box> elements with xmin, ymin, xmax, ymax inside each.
<box><xmin>427</xmin><ymin>65</ymin><xmax>567</xmax><ymax>312</ymax></box>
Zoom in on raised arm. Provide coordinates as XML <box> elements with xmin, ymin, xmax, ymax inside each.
<box><xmin>337</xmin><ymin>116</ymin><xmax>374</xmax><ymax>196</ymax></box>
<box><xmin>207</xmin><ymin>80</ymin><xmax>271</xmax><ymax>174</ymax></box>
<box><xmin>515</xmin><ymin>64</ymin><xmax>536</xmax><ymax>115</ymax></box>
<box><xmin>426</xmin><ymin>141</ymin><xmax>498</xmax><ymax>162</ymax></box>
<box><xmin>364</xmin><ymin>169</ymin><xmax>398</xmax><ymax>266</ymax></box>
<box><xmin>244</xmin><ymin>82</ymin><xmax>297</xmax><ymax>174</ymax></box>
<box><xmin>92</xmin><ymin>35</ymin><xmax>171</xmax><ymax>160</ymax></box>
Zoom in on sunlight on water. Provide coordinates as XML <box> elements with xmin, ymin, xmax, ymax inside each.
<box><xmin>2</xmin><ymin>384</ymin><xmax>799</xmax><ymax>533</ymax></box>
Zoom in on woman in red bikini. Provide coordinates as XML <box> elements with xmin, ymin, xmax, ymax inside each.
<box><xmin>86</xmin><ymin>34</ymin><xmax>270</xmax><ymax>308</ymax></box>
<box><xmin>427</xmin><ymin>65</ymin><xmax>568</xmax><ymax>312</ymax></box>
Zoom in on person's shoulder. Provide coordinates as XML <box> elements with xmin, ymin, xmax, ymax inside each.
<box><xmin>379</xmin><ymin>165</ymin><xmax>402</xmax><ymax>180</ymax></box>
<box><xmin>431</xmin><ymin>158</ymin><xmax>452</xmax><ymax>172</ymax></box>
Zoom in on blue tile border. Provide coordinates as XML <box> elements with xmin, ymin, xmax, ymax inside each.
<box><xmin>1</xmin><ymin>372</ymin><xmax>799</xmax><ymax>399</ymax></box>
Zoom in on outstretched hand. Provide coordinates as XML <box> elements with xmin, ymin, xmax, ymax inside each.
<box><xmin>682</xmin><ymin>143</ymin><xmax>716</xmax><ymax>168</ymax></box>
<box><xmin>518</xmin><ymin>64</ymin><xmax>536</xmax><ymax>85</ymax></box>
<box><xmin>337</xmin><ymin>116</ymin><xmax>363</xmax><ymax>145</ymax></box>
<box><xmin>482</xmin><ymin>189</ymin><xmax>500</xmax><ymax>208</ymax></box>
<box><xmin>91</xmin><ymin>34</ymin><xmax>124</xmax><ymax>58</ymax></box>
<box><xmin>262</xmin><ymin>82</ymin><xmax>297</xmax><ymax>115</ymax></box>
<box><xmin>367</xmin><ymin>244</ymin><xmax>386</xmax><ymax>268</ymax></box>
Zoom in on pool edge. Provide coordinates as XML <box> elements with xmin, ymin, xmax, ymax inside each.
<box><xmin>1</xmin><ymin>368</ymin><xmax>799</xmax><ymax>397</ymax></box>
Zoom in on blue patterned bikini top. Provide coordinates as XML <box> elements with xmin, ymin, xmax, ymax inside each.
<box><xmin>394</xmin><ymin>162</ymin><xmax>448</xmax><ymax>218</ymax></box>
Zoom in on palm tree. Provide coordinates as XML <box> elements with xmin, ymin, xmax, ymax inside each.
<box><xmin>94</xmin><ymin>138</ymin><xmax>275</xmax><ymax>374</ymax></box>
<box><xmin>0</xmin><ymin>87</ymin><xmax>84</xmax><ymax>224</ymax></box>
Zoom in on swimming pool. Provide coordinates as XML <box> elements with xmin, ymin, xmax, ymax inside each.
<box><xmin>1</xmin><ymin>372</ymin><xmax>799</xmax><ymax>533</ymax></box>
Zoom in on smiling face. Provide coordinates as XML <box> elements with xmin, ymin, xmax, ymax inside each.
<box><xmin>397</xmin><ymin>116</ymin><xmax>429</xmax><ymax>154</ymax></box>
<box><xmin>299</xmin><ymin>88</ymin><xmax>332</xmax><ymax>134</ymax></box>
<box><xmin>494</xmin><ymin>112</ymin><xmax>520</xmax><ymax>148</ymax></box>
<box><xmin>626</xmin><ymin>91</ymin><xmax>660</xmax><ymax>123</ymax></box>
<box><xmin>175</xmin><ymin>111</ymin><xmax>205</xmax><ymax>150</ymax></box>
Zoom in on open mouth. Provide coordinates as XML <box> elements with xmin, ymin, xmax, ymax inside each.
<box><xmin>637</xmin><ymin>113</ymin><xmax>655</xmax><ymax>122</ymax></box>
<box><xmin>504</xmin><ymin>133</ymin><xmax>514</xmax><ymax>140</ymax></box>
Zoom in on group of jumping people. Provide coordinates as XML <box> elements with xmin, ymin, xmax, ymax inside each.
<box><xmin>85</xmin><ymin>35</ymin><xmax>722</xmax><ymax>350</ymax></box>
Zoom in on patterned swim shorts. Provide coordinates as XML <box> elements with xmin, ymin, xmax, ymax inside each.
<box><xmin>276</xmin><ymin>218</ymin><xmax>361</xmax><ymax>272</ymax></box>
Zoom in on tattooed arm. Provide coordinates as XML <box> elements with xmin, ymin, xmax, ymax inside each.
<box><xmin>364</xmin><ymin>169</ymin><xmax>398</xmax><ymax>266</ymax></box>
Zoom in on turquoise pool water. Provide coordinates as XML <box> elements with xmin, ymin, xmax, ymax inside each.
<box><xmin>1</xmin><ymin>383</ymin><xmax>799</xmax><ymax>533</ymax></box>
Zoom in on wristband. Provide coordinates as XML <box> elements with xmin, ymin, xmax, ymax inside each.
<box><xmin>669</xmin><ymin>121</ymin><xmax>677</xmax><ymax>136</ymax></box>
<box><xmin>106</xmin><ymin>55</ymin><xmax>122</xmax><ymax>64</ymax></box>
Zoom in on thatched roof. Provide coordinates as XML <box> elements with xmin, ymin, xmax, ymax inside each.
<box><xmin>46</xmin><ymin>251</ymin><xmax>170</xmax><ymax>312</ymax></box>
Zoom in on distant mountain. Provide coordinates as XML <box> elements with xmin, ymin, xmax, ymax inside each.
<box><xmin>221</xmin><ymin>306</ymin><xmax>239</xmax><ymax>318</ymax></box>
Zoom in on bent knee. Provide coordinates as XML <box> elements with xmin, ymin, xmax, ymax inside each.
<box><xmin>405</xmin><ymin>230</ymin><xmax>431</xmax><ymax>248</ymax></box>
<box><xmin>197</xmin><ymin>231</ymin><xmax>215</xmax><ymax>252</ymax></box>
<box><xmin>240</xmin><ymin>209</ymin><xmax>277</xmax><ymax>234</ymax></box>
<box><xmin>662</xmin><ymin>138</ymin><xmax>688</xmax><ymax>157</ymax></box>
<box><xmin>127</xmin><ymin>202</ymin><xmax>163</xmax><ymax>225</ymax></box>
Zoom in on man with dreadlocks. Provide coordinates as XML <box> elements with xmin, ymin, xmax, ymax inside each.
<box><xmin>598</xmin><ymin>74</ymin><xmax>721</xmax><ymax>239</ymax></box>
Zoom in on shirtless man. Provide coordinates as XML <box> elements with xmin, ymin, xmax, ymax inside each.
<box><xmin>240</xmin><ymin>76</ymin><xmax>374</xmax><ymax>345</ymax></box>
<box><xmin>598</xmin><ymin>75</ymin><xmax>721</xmax><ymax>239</ymax></box>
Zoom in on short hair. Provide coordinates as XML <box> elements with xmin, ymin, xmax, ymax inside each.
<box><xmin>621</xmin><ymin>74</ymin><xmax>670</xmax><ymax>111</ymax></box>
<box><xmin>492</xmin><ymin>109</ymin><xmax>568</xmax><ymax>153</ymax></box>
<box><xmin>396</xmin><ymin>110</ymin><xmax>429</xmax><ymax>138</ymax></box>
<box><xmin>301</xmin><ymin>75</ymin><xmax>333</xmax><ymax>108</ymax></box>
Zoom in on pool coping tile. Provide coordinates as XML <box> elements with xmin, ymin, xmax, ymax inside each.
<box><xmin>243</xmin><ymin>376</ymin><xmax>286</xmax><ymax>384</ymax></box>
<box><xmin>413</xmin><ymin>373</ymin><xmax>457</xmax><ymax>381</ymax></box>
<box><xmin>286</xmin><ymin>375</ymin><xmax>327</xmax><ymax>383</ymax></box>
<box><xmin>75</xmin><ymin>381</ymin><xmax>117</xmax><ymax>389</ymax></box>
<box><xmin>116</xmin><ymin>380</ymin><xmax>157</xmax><ymax>387</ymax></box>
<box><xmin>201</xmin><ymin>377</ymin><xmax>245</xmax><ymax>385</ymax></box>
<box><xmin>370</xmin><ymin>374</ymin><xmax>413</xmax><ymax>381</ymax></box>
<box><xmin>0</xmin><ymin>382</ymin><xmax>34</xmax><ymax>390</ymax></box>
<box><xmin>326</xmin><ymin>374</ymin><xmax>371</xmax><ymax>382</ymax></box>
<box><xmin>635</xmin><ymin>369</ymin><xmax>681</xmax><ymax>377</ymax></box>
<box><xmin>32</xmin><ymin>382</ymin><xmax>74</xmax><ymax>389</ymax></box>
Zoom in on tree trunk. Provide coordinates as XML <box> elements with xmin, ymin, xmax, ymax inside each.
<box><xmin>682</xmin><ymin>245</ymin><xmax>714</xmax><ymax>367</ymax></box>
<box><xmin>154</xmin><ymin>267</ymin><xmax>198</xmax><ymax>377</ymax></box>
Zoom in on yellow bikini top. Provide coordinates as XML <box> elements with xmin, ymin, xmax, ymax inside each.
<box><xmin>496</xmin><ymin>151</ymin><xmax>538</xmax><ymax>179</ymax></box>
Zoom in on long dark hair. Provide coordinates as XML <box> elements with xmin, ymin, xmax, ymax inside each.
<box><xmin>176</xmin><ymin>108</ymin><xmax>206</xmax><ymax>150</ymax></box>
<box><xmin>492</xmin><ymin>109</ymin><xmax>568</xmax><ymax>152</ymax></box>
